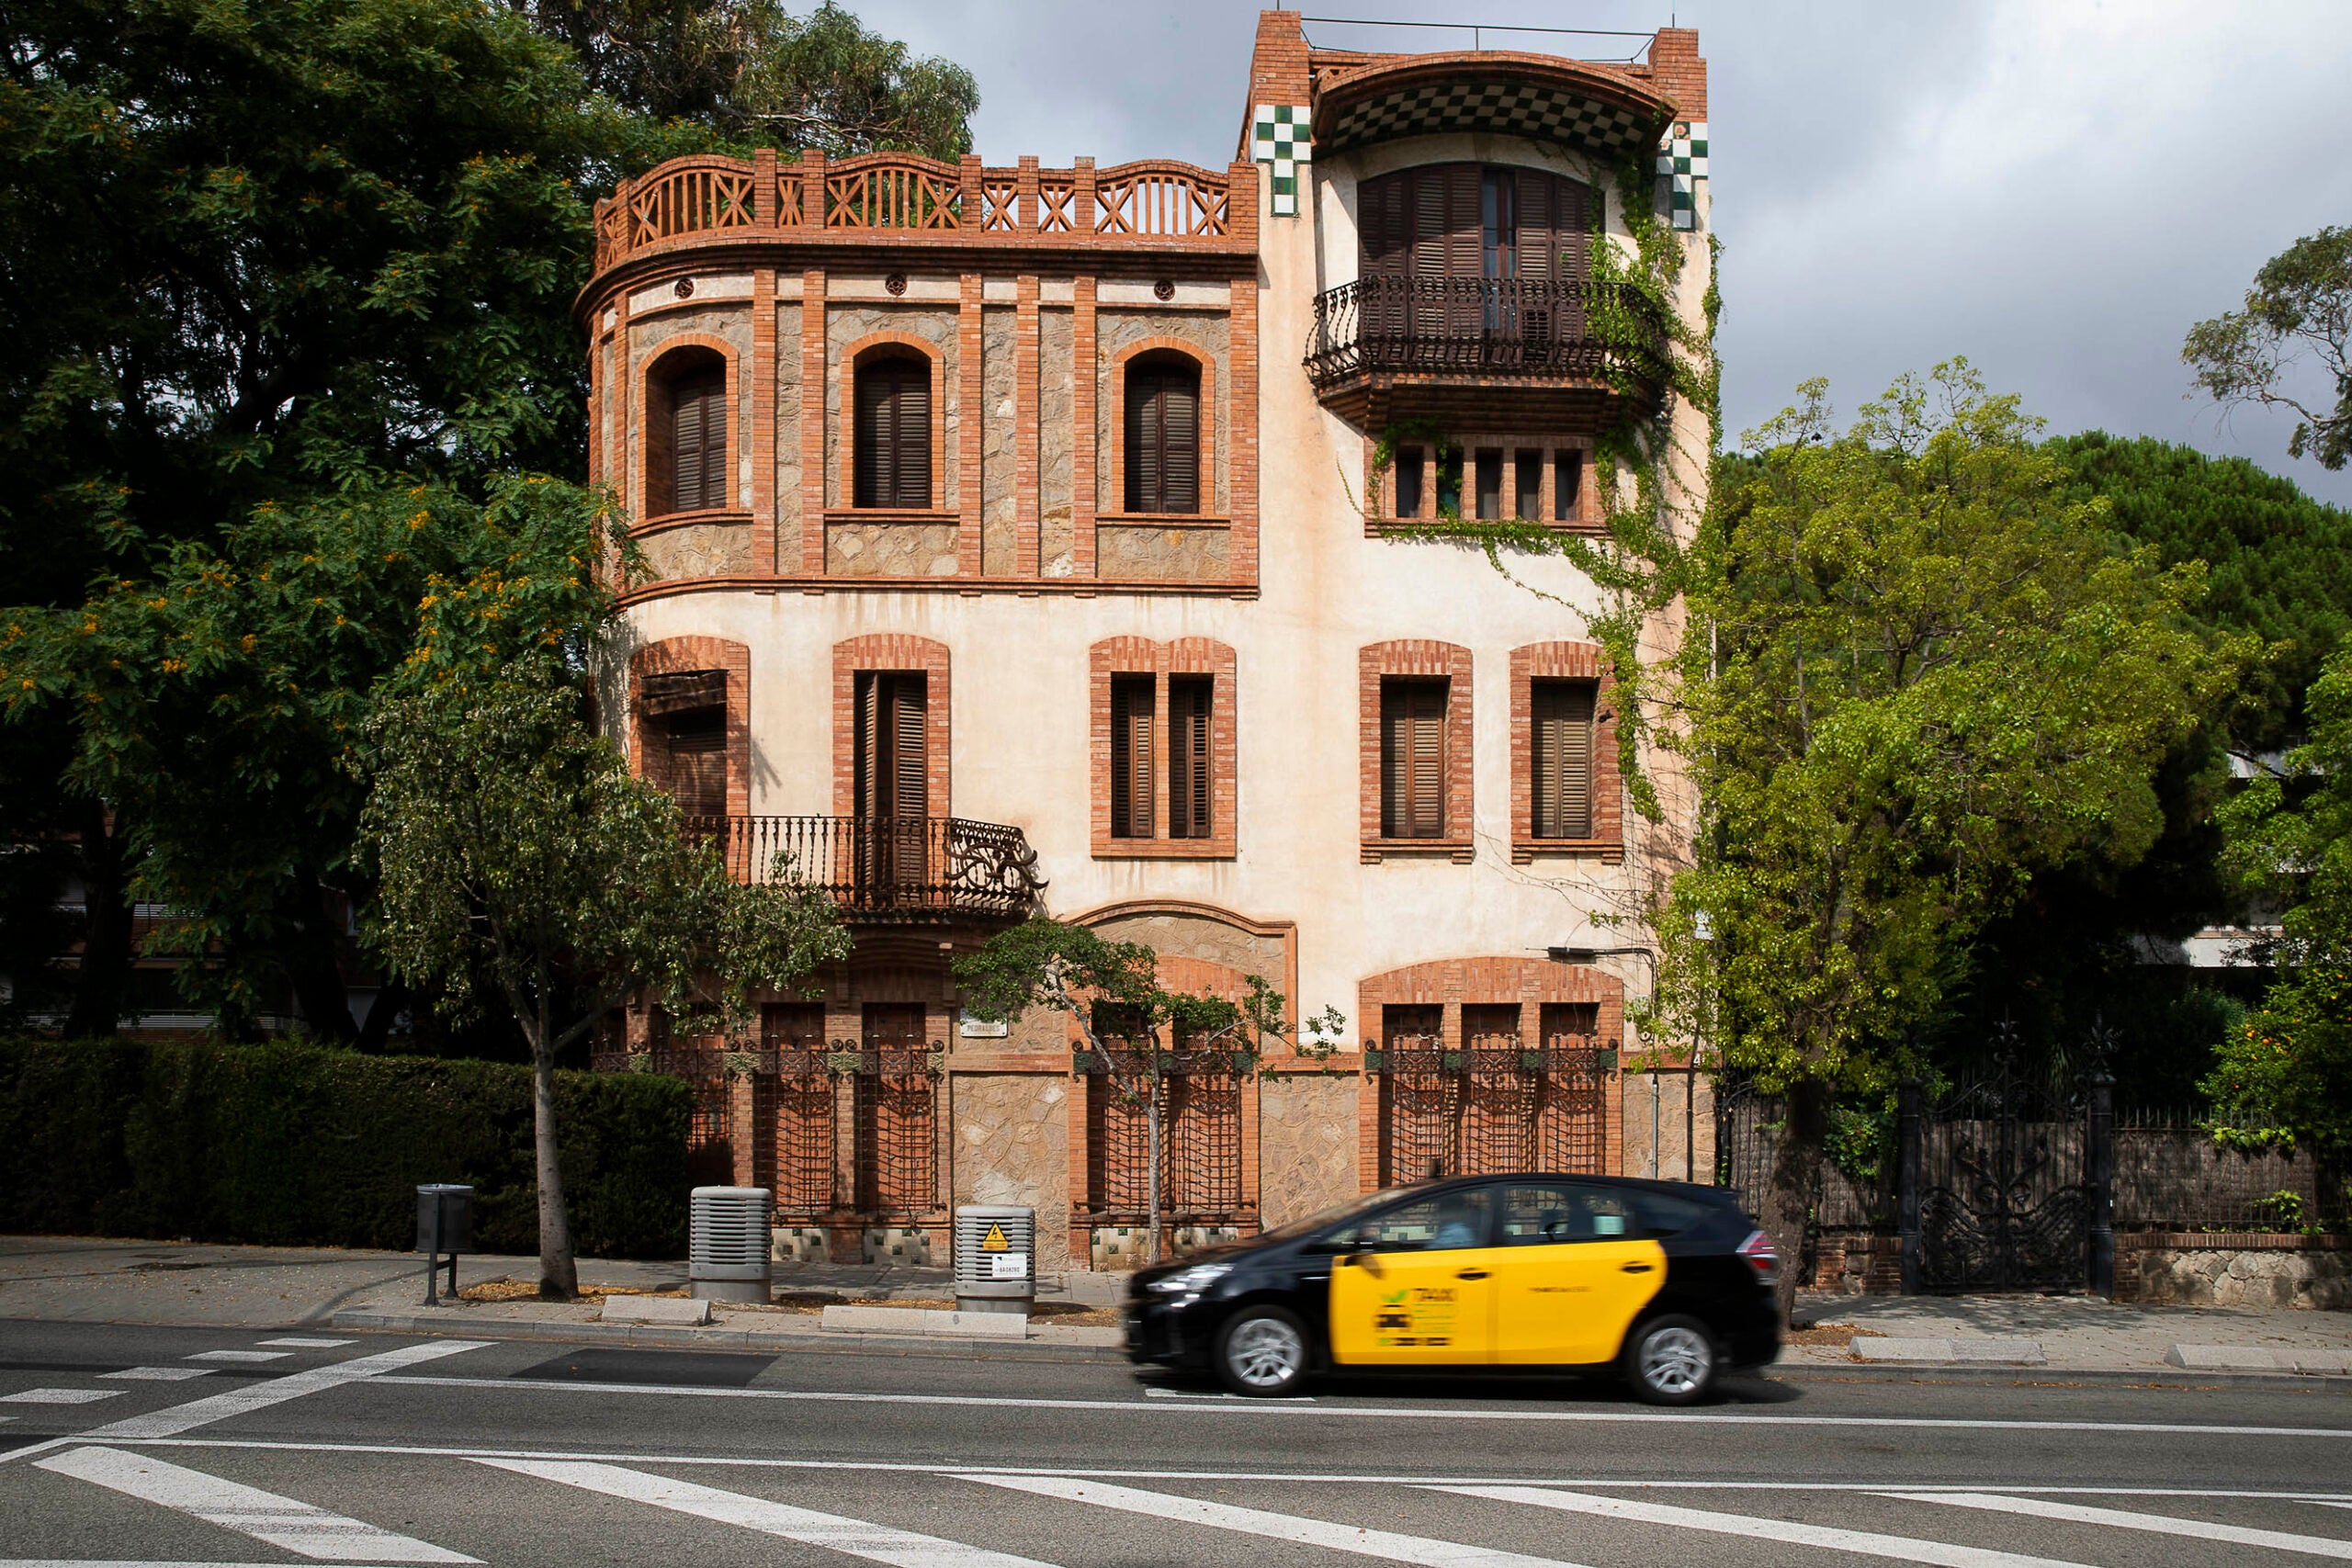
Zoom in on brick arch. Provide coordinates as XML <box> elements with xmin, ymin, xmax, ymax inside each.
<box><xmin>1086</xmin><ymin>637</ymin><xmax>1238</xmax><ymax>859</ymax></box>
<box><xmin>628</xmin><ymin>634</ymin><xmax>752</xmax><ymax>820</ymax></box>
<box><xmin>838</xmin><ymin>330</ymin><xmax>948</xmax><ymax>513</ymax></box>
<box><xmin>831</xmin><ymin>633</ymin><xmax>951</xmax><ymax>817</ymax></box>
<box><xmin>1359</xmin><ymin>638</ymin><xmax>1475</xmax><ymax>861</ymax></box>
<box><xmin>637</xmin><ymin>332</ymin><xmax>742</xmax><ymax>522</ymax></box>
<box><xmin>1355</xmin><ymin>954</ymin><xmax>1626</xmax><ymax>1189</ymax></box>
<box><xmin>1066</xmin><ymin>897</ymin><xmax>1297</xmax><ymax>1026</ymax></box>
<box><xmin>1107</xmin><ymin>334</ymin><xmax>1220</xmax><ymax>518</ymax></box>
<box><xmin>1510</xmin><ymin>640</ymin><xmax>1623</xmax><ymax>863</ymax></box>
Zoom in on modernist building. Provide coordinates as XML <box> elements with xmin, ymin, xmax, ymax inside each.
<box><xmin>581</xmin><ymin>11</ymin><xmax>1713</xmax><ymax>1271</ymax></box>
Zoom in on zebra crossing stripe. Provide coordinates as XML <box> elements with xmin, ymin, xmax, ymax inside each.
<box><xmin>474</xmin><ymin>1458</ymin><xmax>1066</xmax><ymax>1568</ymax></box>
<box><xmin>1884</xmin><ymin>1491</ymin><xmax>2352</xmax><ymax>1559</ymax></box>
<box><xmin>33</xmin><ymin>1447</ymin><xmax>477</xmax><ymax>1563</ymax></box>
<box><xmin>959</xmin><ymin>1473</ymin><xmax>1591</xmax><ymax>1567</ymax></box>
<box><xmin>79</xmin><ymin>1339</ymin><xmax>490</xmax><ymax>1442</ymax></box>
<box><xmin>1438</xmin><ymin>1485</ymin><xmax>2094</xmax><ymax>1568</ymax></box>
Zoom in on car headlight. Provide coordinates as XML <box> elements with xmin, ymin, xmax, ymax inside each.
<box><xmin>1148</xmin><ymin>1262</ymin><xmax>1233</xmax><ymax>1295</ymax></box>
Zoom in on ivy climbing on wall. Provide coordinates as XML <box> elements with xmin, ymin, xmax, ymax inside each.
<box><xmin>1374</xmin><ymin>153</ymin><xmax>1721</xmax><ymax>826</ymax></box>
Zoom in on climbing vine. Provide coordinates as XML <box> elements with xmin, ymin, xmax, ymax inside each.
<box><xmin>1375</xmin><ymin>152</ymin><xmax>1721</xmax><ymax>826</ymax></box>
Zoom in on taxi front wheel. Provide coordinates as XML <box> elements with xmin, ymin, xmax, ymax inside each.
<box><xmin>1623</xmin><ymin>1314</ymin><xmax>1718</xmax><ymax>1405</ymax></box>
<box><xmin>1215</xmin><ymin>1305</ymin><xmax>1311</xmax><ymax>1396</ymax></box>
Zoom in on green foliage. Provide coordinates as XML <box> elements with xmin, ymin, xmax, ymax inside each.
<box><xmin>1</xmin><ymin>478</ymin><xmax>628</xmax><ymax>1032</ymax></box>
<box><xmin>357</xmin><ymin>661</ymin><xmax>850</xmax><ymax>1055</ymax></box>
<box><xmin>0</xmin><ymin>1036</ymin><xmax>690</xmax><ymax>1256</ymax></box>
<box><xmin>1659</xmin><ymin>363</ymin><xmax>2247</xmax><ymax>1095</ymax></box>
<box><xmin>2207</xmin><ymin>644</ymin><xmax>2352</xmax><ymax>1149</ymax></box>
<box><xmin>2184</xmin><ymin>226</ymin><xmax>2352</xmax><ymax>471</ymax></box>
<box><xmin>2048</xmin><ymin>432</ymin><xmax>2352</xmax><ymax>748</ymax></box>
<box><xmin>511</xmin><ymin>0</ymin><xmax>978</xmax><ymax>156</ymax></box>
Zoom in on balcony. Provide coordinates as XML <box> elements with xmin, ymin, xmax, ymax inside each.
<box><xmin>684</xmin><ymin>814</ymin><xmax>1045</xmax><ymax>923</ymax></box>
<box><xmin>1304</xmin><ymin>276</ymin><xmax>1668</xmax><ymax>427</ymax></box>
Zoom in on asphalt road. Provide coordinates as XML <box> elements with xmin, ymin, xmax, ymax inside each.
<box><xmin>4</xmin><ymin>1318</ymin><xmax>2349</xmax><ymax>1567</ymax></box>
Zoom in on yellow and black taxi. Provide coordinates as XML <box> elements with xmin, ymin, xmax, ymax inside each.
<box><xmin>1125</xmin><ymin>1174</ymin><xmax>1780</xmax><ymax>1403</ymax></box>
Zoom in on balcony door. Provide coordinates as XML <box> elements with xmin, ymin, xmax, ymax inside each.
<box><xmin>853</xmin><ymin>671</ymin><xmax>928</xmax><ymax>902</ymax></box>
<box><xmin>1359</xmin><ymin>164</ymin><xmax>1590</xmax><ymax>362</ymax></box>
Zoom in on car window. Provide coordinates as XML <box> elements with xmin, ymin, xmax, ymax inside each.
<box><xmin>1348</xmin><ymin>1189</ymin><xmax>1492</xmax><ymax>1252</ymax></box>
<box><xmin>1633</xmin><ymin>1190</ymin><xmax>1714</xmax><ymax>1238</ymax></box>
<box><xmin>1496</xmin><ymin>1183</ymin><xmax>1640</xmax><ymax>1245</ymax></box>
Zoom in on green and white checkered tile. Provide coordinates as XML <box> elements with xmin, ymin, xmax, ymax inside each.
<box><xmin>1251</xmin><ymin>103</ymin><xmax>1312</xmax><ymax>216</ymax></box>
<box><xmin>1657</xmin><ymin>119</ymin><xmax>1709</xmax><ymax>231</ymax></box>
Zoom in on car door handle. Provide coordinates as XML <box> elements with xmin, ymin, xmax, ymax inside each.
<box><xmin>1621</xmin><ymin>1262</ymin><xmax>1656</xmax><ymax>1273</ymax></box>
<box><xmin>1455</xmin><ymin>1269</ymin><xmax>1490</xmax><ymax>1280</ymax></box>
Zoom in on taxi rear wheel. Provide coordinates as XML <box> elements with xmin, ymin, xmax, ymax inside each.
<box><xmin>1215</xmin><ymin>1305</ymin><xmax>1311</xmax><ymax>1396</ymax></box>
<box><xmin>1623</xmin><ymin>1314</ymin><xmax>1717</xmax><ymax>1405</ymax></box>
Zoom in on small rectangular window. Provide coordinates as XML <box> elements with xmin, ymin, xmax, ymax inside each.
<box><xmin>1515</xmin><ymin>449</ymin><xmax>1542</xmax><ymax>520</ymax></box>
<box><xmin>1436</xmin><ymin>447</ymin><xmax>1462</xmax><ymax>516</ymax></box>
<box><xmin>1475</xmin><ymin>449</ymin><xmax>1503</xmax><ymax>520</ymax></box>
<box><xmin>1109</xmin><ymin>675</ymin><xmax>1155</xmax><ymax>840</ymax></box>
<box><xmin>1380</xmin><ymin>677</ymin><xmax>1448</xmax><ymax>839</ymax></box>
<box><xmin>1554</xmin><ymin>452</ymin><xmax>1582</xmax><ymax>522</ymax></box>
<box><xmin>1530</xmin><ymin>679</ymin><xmax>1596</xmax><ymax>840</ymax></box>
<box><xmin>1168</xmin><ymin>676</ymin><xmax>1213</xmax><ymax>840</ymax></box>
<box><xmin>1395</xmin><ymin>448</ymin><xmax>1425</xmax><ymax>519</ymax></box>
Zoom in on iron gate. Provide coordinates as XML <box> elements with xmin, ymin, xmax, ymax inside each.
<box><xmin>1913</xmin><ymin>1044</ymin><xmax>2097</xmax><ymax>1292</ymax></box>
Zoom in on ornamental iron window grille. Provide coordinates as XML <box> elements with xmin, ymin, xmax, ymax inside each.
<box><xmin>1083</xmin><ymin>1039</ymin><xmax>1244</xmax><ymax>1217</ymax></box>
<box><xmin>1376</xmin><ymin>1003</ymin><xmax>1610</xmax><ymax>1183</ymax></box>
<box><xmin>854</xmin><ymin>1004</ymin><xmax>938</xmax><ymax>1214</ymax></box>
<box><xmin>756</xmin><ymin>1003</ymin><xmax>833</xmax><ymax>1213</ymax></box>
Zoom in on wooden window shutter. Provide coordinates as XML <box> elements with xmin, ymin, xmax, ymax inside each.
<box><xmin>888</xmin><ymin>674</ymin><xmax>927</xmax><ymax>818</ymax></box>
<box><xmin>668</xmin><ymin>367</ymin><xmax>724</xmax><ymax>513</ymax></box>
<box><xmin>854</xmin><ymin>671</ymin><xmax>880</xmax><ymax>817</ymax></box>
<box><xmin>1109</xmin><ymin>675</ymin><xmax>1153</xmax><ymax>839</ymax></box>
<box><xmin>1360</xmin><ymin>171</ymin><xmax>1408</xmax><ymax>279</ymax></box>
<box><xmin>1516</xmin><ymin>172</ymin><xmax>1554</xmax><ymax>282</ymax></box>
<box><xmin>1161</xmin><ymin>370</ymin><xmax>1199</xmax><ymax>513</ymax></box>
<box><xmin>855</xmin><ymin>357</ymin><xmax>931</xmax><ymax>509</ymax></box>
<box><xmin>1169</xmin><ymin>676</ymin><xmax>1211</xmax><ymax>840</ymax></box>
<box><xmin>659</xmin><ymin>706</ymin><xmax>726</xmax><ymax>819</ymax></box>
<box><xmin>1125</xmin><ymin>378</ymin><xmax>1159</xmax><ymax>513</ymax></box>
<box><xmin>1381</xmin><ymin>677</ymin><xmax>1446</xmax><ymax>839</ymax></box>
<box><xmin>1531</xmin><ymin>680</ymin><xmax>1596</xmax><ymax>839</ymax></box>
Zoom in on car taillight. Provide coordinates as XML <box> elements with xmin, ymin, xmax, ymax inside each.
<box><xmin>1737</xmin><ymin>1229</ymin><xmax>1779</xmax><ymax>1284</ymax></box>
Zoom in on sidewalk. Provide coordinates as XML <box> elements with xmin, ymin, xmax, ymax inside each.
<box><xmin>1789</xmin><ymin>1289</ymin><xmax>2352</xmax><ymax>1377</ymax></box>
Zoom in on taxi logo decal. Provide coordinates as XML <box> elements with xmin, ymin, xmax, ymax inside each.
<box><xmin>1374</xmin><ymin>1284</ymin><xmax>1457</xmax><ymax>1348</ymax></box>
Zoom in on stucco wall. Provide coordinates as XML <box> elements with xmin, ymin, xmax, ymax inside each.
<box><xmin>951</xmin><ymin>1071</ymin><xmax>1071</xmax><ymax>1271</ymax></box>
<box><xmin>1260</xmin><ymin>1072</ymin><xmax>1360</xmax><ymax>1226</ymax></box>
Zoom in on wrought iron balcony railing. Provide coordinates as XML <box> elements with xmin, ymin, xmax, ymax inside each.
<box><xmin>1304</xmin><ymin>276</ymin><xmax>1665</xmax><ymax>389</ymax></box>
<box><xmin>681</xmin><ymin>814</ymin><xmax>1044</xmax><ymax>921</ymax></box>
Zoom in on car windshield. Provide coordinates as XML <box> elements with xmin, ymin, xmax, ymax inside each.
<box><xmin>1251</xmin><ymin>1188</ymin><xmax>1403</xmax><ymax>1247</ymax></box>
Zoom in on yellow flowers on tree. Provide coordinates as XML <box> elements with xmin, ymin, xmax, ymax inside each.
<box><xmin>1654</xmin><ymin>363</ymin><xmax>2249</xmax><ymax>1319</ymax></box>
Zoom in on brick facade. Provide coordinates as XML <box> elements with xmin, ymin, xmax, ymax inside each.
<box><xmin>1508</xmin><ymin>640</ymin><xmax>1623</xmax><ymax>864</ymax></box>
<box><xmin>1358</xmin><ymin>639</ymin><xmax>1476</xmax><ymax>863</ymax></box>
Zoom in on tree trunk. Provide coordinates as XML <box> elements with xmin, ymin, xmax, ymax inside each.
<box><xmin>279</xmin><ymin>868</ymin><xmax>357</xmax><ymax>1043</ymax></box>
<box><xmin>355</xmin><ymin>979</ymin><xmax>410</xmax><ymax>1054</ymax></box>
<box><xmin>529</xmin><ymin>1010</ymin><xmax>579</xmax><ymax>1299</ymax></box>
<box><xmin>64</xmin><ymin>799</ymin><xmax>132</xmax><ymax>1039</ymax></box>
<box><xmin>1764</xmin><ymin>1077</ymin><xmax>1829</xmax><ymax>1326</ymax></box>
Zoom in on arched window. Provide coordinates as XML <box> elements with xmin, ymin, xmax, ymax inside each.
<box><xmin>1124</xmin><ymin>354</ymin><xmax>1201</xmax><ymax>514</ymax></box>
<box><xmin>854</xmin><ymin>355</ymin><xmax>932</xmax><ymax>509</ymax></box>
<box><xmin>649</xmin><ymin>348</ymin><xmax>728</xmax><ymax>515</ymax></box>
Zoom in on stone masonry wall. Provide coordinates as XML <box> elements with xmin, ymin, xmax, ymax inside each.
<box><xmin>1038</xmin><ymin>310</ymin><xmax>1074</xmax><ymax>575</ymax></box>
<box><xmin>980</xmin><ymin>308</ymin><xmax>1019</xmax><ymax>574</ymax></box>
<box><xmin>951</xmin><ymin>1071</ymin><xmax>1071</xmax><ymax>1272</ymax></box>
<box><xmin>1259</xmin><ymin>1071</ymin><xmax>1360</xmax><ymax>1227</ymax></box>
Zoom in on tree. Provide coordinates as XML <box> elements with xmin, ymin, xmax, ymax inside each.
<box><xmin>2185</xmin><ymin>226</ymin><xmax>2352</xmax><ymax>472</ymax></box>
<box><xmin>357</xmin><ymin>660</ymin><xmax>849</xmax><ymax>1296</ymax></box>
<box><xmin>0</xmin><ymin>0</ymin><xmax>673</xmax><ymax>1032</ymax></box>
<box><xmin>509</xmin><ymin>0</ymin><xmax>978</xmax><ymax>156</ymax></box>
<box><xmin>1657</xmin><ymin>364</ymin><xmax>2245</xmax><ymax>1318</ymax></box>
<box><xmin>3</xmin><ymin>477</ymin><xmax>625</xmax><ymax>1038</ymax></box>
<box><xmin>2206</xmin><ymin>644</ymin><xmax>2352</xmax><ymax>1159</ymax></box>
<box><xmin>954</xmin><ymin>919</ymin><xmax>1340</xmax><ymax>1267</ymax></box>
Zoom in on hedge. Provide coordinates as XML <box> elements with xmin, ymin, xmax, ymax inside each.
<box><xmin>0</xmin><ymin>1038</ymin><xmax>692</xmax><ymax>1258</ymax></box>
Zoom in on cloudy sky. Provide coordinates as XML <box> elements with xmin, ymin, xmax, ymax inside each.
<box><xmin>854</xmin><ymin>0</ymin><xmax>2352</xmax><ymax>503</ymax></box>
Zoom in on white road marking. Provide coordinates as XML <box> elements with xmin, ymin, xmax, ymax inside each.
<box><xmin>0</xmin><ymin>1561</ymin><xmax>426</xmax><ymax>1567</ymax></box>
<box><xmin>962</xmin><ymin>1472</ymin><xmax>1593</xmax><ymax>1567</ymax></box>
<box><xmin>187</xmin><ymin>1351</ymin><xmax>290</xmax><ymax>1363</ymax></box>
<box><xmin>1142</xmin><ymin>1386</ymin><xmax>1315</xmax><ymax>1402</ymax></box>
<box><xmin>2</xmin><ymin>1390</ymin><xmax>123</xmax><ymax>1404</ymax></box>
<box><xmin>260</xmin><ymin>1338</ymin><xmax>355</xmax><ymax>1348</ymax></box>
<box><xmin>368</xmin><ymin>1371</ymin><xmax>2352</xmax><ymax>1441</ymax></box>
<box><xmin>34</xmin><ymin>1447</ymin><xmax>477</xmax><ymax>1563</ymax></box>
<box><xmin>96</xmin><ymin>1439</ymin><xmax>2352</xmax><ymax>1503</ymax></box>
<box><xmin>1886</xmin><ymin>1491</ymin><xmax>2352</xmax><ymax>1559</ymax></box>
<box><xmin>72</xmin><ymin>1339</ymin><xmax>492</xmax><ymax>1443</ymax></box>
<box><xmin>1443</xmin><ymin>1485</ymin><xmax>2095</xmax><ymax>1568</ymax></box>
<box><xmin>475</xmin><ymin>1458</ymin><xmax>1065</xmax><ymax>1568</ymax></box>
<box><xmin>100</xmin><ymin>1368</ymin><xmax>215</xmax><ymax>1382</ymax></box>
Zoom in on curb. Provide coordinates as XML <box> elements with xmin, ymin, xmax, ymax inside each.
<box><xmin>329</xmin><ymin>1310</ymin><xmax>1130</xmax><ymax>1362</ymax></box>
<box><xmin>1764</xmin><ymin>1360</ymin><xmax>2352</xmax><ymax>1390</ymax></box>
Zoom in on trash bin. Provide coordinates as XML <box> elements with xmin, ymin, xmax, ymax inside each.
<box><xmin>954</xmin><ymin>1205</ymin><xmax>1035</xmax><ymax>1315</ymax></box>
<box><xmin>415</xmin><ymin>1184</ymin><xmax>472</xmax><ymax>1306</ymax></box>
<box><xmin>690</xmin><ymin>1186</ymin><xmax>773</xmax><ymax>1303</ymax></box>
